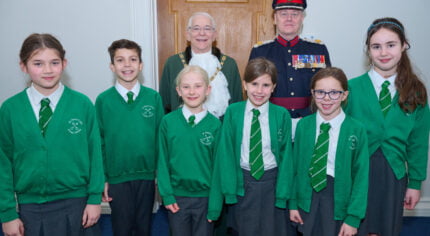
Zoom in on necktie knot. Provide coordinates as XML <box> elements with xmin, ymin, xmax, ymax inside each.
<box><xmin>41</xmin><ymin>98</ymin><xmax>51</xmax><ymax>107</ymax></box>
<box><xmin>320</xmin><ymin>122</ymin><xmax>331</xmax><ymax>133</ymax></box>
<box><xmin>381</xmin><ymin>80</ymin><xmax>390</xmax><ymax>89</ymax></box>
<box><xmin>252</xmin><ymin>108</ymin><xmax>260</xmax><ymax>118</ymax></box>
<box><xmin>188</xmin><ymin>115</ymin><xmax>196</xmax><ymax>126</ymax></box>
<box><xmin>127</xmin><ymin>91</ymin><xmax>134</xmax><ymax>104</ymax></box>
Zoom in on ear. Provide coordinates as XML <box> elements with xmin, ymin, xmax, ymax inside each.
<box><xmin>342</xmin><ymin>91</ymin><xmax>349</xmax><ymax>101</ymax></box>
<box><xmin>139</xmin><ymin>62</ymin><xmax>143</xmax><ymax>71</ymax></box>
<box><xmin>109</xmin><ymin>63</ymin><xmax>115</xmax><ymax>73</ymax></box>
<box><xmin>186</xmin><ymin>30</ymin><xmax>191</xmax><ymax>42</ymax></box>
<box><xmin>272</xmin><ymin>83</ymin><xmax>277</xmax><ymax>92</ymax></box>
<box><xmin>205</xmin><ymin>84</ymin><xmax>212</xmax><ymax>96</ymax></box>
<box><xmin>242</xmin><ymin>80</ymin><xmax>247</xmax><ymax>91</ymax></box>
<box><xmin>19</xmin><ymin>62</ymin><xmax>28</xmax><ymax>73</ymax></box>
<box><xmin>62</xmin><ymin>59</ymin><xmax>68</xmax><ymax>70</ymax></box>
<box><xmin>176</xmin><ymin>86</ymin><xmax>182</xmax><ymax>97</ymax></box>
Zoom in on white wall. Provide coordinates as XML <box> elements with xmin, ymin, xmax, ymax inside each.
<box><xmin>0</xmin><ymin>0</ymin><xmax>429</xmax><ymax>215</ymax></box>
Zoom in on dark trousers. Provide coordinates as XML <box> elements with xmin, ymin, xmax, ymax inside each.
<box><xmin>19</xmin><ymin>197</ymin><xmax>100</xmax><ymax>236</ymax></box>
<box><xmin>298</xmin><ymin>176</ymin><xmax>342</xmax><ymax>236</ymax></box>
<box><xmin>108</xmin><ymin>179</ymin><xmax>155</xmax><ymax>236</ymax></box>
<box><xmin>167</xmin><ymin>197</ymin><xmax>214</xmax><ymax>236</ymax></box>
<box><xmin>229</xmin><ymin>168</ymin><xmax>287</xmax><ymax>236</ymax></box>
<box><xmin>358</xmin><ymin>149</ymin><xmax>407</xmax><ymax>236</ymax></box>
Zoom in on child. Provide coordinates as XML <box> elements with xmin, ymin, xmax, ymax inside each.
<box><xmin>157</xmin><ymin>65</ymin><xmax>222</xmax><ymax>236</ymax></box>
<box><xmin>213</xmin><ymin>57</ymin><xmax>293</xmax><ymax>235</ymax></box>
<box><xmin>0</xmin><ymin>33</ymin><xmax>104</xmax><ymax>236</ymax></box>
<box><xmin>288</xmin><ymin>67</ymin><xmax>369</xmax><ymax>236</ymax></box>
<box><xmin>345</xmin><ymin>18</ymin><xmax>430</xmax><ymax>236</ymax></box>
<box><xmin>95</xmin><ymin>39</ymin><xmax>164</xmax><ymax>236</ymax></box>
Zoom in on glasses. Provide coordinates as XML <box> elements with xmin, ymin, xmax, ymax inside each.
<box><xmin>312</xmin><ymin>90</ymin><xmax>344</xmax><ymax>100</ymax></box>
<box><xmin>188</xmin><ymin>26</ymin><xmax>215</xmax><ymax>34</ymax></box>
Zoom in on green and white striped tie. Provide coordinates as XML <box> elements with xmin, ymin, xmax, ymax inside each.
<box><xmin>379</xmin><ymin>81</ymin><xmax>391</xmax><ymax>116</ymax></box>
<box><xmin>39</xmin><ymin>98</ymin><xmax>53</xmax><ymax>136</ymax></box>
<box><xmin>309</xmin><ymin>122</ymin><xmax>331</xmax><ymax>192</ymax></box>
<box><xmin>250</xmin><ymin>109</ymin><xmax>264</xmax><ymax>180</ymax></box>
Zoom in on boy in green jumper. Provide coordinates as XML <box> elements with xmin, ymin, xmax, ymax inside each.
<box><xmin>95</xmin><ymin>39</ymin><xmax>164</xmax><ymax>236</ymax></box>
<box><xmin>157</xmin><ymin>65</ymin><xmax>222</xmax><ymax>236</ymax></box>
<box><xmin>0</xmin><ymin>33</ymin><xmax>104</xmax><ymax>236</ymax></box>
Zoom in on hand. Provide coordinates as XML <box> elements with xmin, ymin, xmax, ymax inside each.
<box><xmin>2</xmin><ymin>219</ymin><xmax>24</xmax><ymax>236</ymax></box>
<box><xmin>289</xmin><ymin>210</ymin><xmax>303</xmax><ymax>224</ymax></box>
<box><xmin>82</xmin><ymin>204</ymin><xmax>101</xmax><ymax>228</ymax></box>
<box><xmin>338</xmin><ymin>223</ymin><xmax>357</xmax><ymax>236</ymax></box>
<box><xmin>102</xmin><ymin>182</ymin><xmax>112</xmax><ymax>202</ymax></box>
<box><xmin>404</xmin><ymin>188</ymin><xmax>421</xmax><ymax>210</ymax></box>
<box><xmin>165</xmin><ymin>203</ymin><xmax>180</xmax><ymax>213</ymax></box>
<box><xmin>208</xmin><ymin>219</ymin><xmax>213</xmax><ymax>223</ymax></box>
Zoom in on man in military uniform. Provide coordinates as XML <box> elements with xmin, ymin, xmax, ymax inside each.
<box><xmin>250</xmin><ymin>0</ymin><xmax>331</xmax><ymax>130</ymax></box>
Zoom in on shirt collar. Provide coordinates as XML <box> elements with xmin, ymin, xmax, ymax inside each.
<box><xmin>28</xmin><ymin>82</ymin><xmax>64</xmax><ymax>108</ymax></box>
<box><xmin>316</xmin><ymin>109</ymin><xmax>345</xmax><ymax>132</ymax></box>
<box><xmin>182</xmin><ymin>105</ymin><xmax>208</xmax><ymax>122</ymax></box>
<box><xmin>245</xmin><ymin>99</ymin><xmax>269</xmax><ymax>115</ymax></box>
<box><xmin>115</xmin><ymin>81</ymin><xmax>140</xmax><ymax>100</ymax></box>
<box><xmin>276</xmin><ymin>35</ymin><xmax>299</xmax><ymax>47</ymax></box>
<box><xmin>369</xmin><ymin>68</ymin><xmax>396</xmax><ymax>90</ymax></box>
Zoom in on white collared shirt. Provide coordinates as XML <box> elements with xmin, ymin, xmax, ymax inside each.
<box><xmin>368</xmin><ymin>68</ymin><xmax>396</xmax><ymax>99</ymax></box>
<box><xmin>26</xmin><ymin>83</ymin><xmax>64</xmax><ymax>121</ymax></box>
<box><xmin>182</xmin><ymin>105</ymin><xmax>208</xmax><ymax>125</ymax></box>
<box><xmin>115</xmin><ymin>81</ymin><xmax>140</xmax><ymax>102</ymax></box>
<box><xmin>315</xmin><ymin>110</ymin><xmax>346</xmax><ymax>177</ymax></box>
<box><xmin>240</xmin><ymin>100</ymin><xmax>277</xmax><ymax>171</ymax></box>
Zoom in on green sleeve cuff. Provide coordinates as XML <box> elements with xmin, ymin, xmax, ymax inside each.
<box><xmin>408</xmin><ymin>179</ymin><xmax>421</xmax><ymax>190</ymax></box>
<box><xmin>344</xmin><ymin>215</ymin><xmax>361</xmax><ymax>229</ymax></box>
<box><xmin>225</xmin><ymin>194</ymin><xmax>237</xmax><ymax>204</ymax></box>
<box><xmin>162</xmin><ymin>195</ymin><xmax>176</xmax><ymax>206</ymax></box>
<box><xmin>0</xmin><ymin>208</ymin><xmax>19</xmax><ymax>223</ymax></box>
<box><xmin>87</xmin><ymin>193</ymin><xmax>102</xmax><ymax>205</ymax></box>
<box><xmin>275</xmin><ymin>198</ymin><xmax>287</xmax><ymax>209</ymax></box>
<box><xmin>288</xmin><ymin>200</ymin><xmax>298</xmax><ymax>210</ymax></box>
<box><xmin>207</xmin><ymin>210</ymin><xmax>221</xmax><ymax>221</ymax></box>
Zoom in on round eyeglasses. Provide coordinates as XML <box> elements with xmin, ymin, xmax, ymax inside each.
<box><xmin>312</xmin><ymin>90</ymin><xmax>344</xmax><ymax>100</ymax></box>
<box><xmin>188</xmin><ymin>26</ymin><xmax>214</xmax><ymax>34</ymax></box>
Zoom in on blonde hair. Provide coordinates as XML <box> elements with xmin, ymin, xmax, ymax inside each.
<box><xmin>175</xmin><ymin>65</ymin><xmax>210</xmax><ymax>87</ymax></box>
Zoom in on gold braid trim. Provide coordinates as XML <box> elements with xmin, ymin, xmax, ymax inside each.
<box><xmin>179</xmin><ymin>52</ymin><xmax>227</xmax><ymax>82</ymax></box>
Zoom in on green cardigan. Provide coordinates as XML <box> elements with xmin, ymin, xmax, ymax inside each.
<box><xmin>159</xmin><ymin>53</ymin><xmax>243</xmax><ymax>112</ymax></box>
<box><xmin>157</xmin><ymin>109</ymin><xmax>223</xmax><ymax>220</ymax></box>
<box><xmin>345</xmin><ymin>73</ymin><xmax>430</xmax><ymax>189</ymax></box>
<box><xmin>95</xmin><ymin>86</ymin><xmax>164</xmax><ymax>184</ymax></box>
<box><xmin>289</xmin><ymin>113</ymin><xmax>369</xmax><ymax>228</ymax></box>
<box><xmin>215</xmin><ymin>101</ymin><xmax>293</xmax><ymax>208</ymax></box>
<box><xmin>0</xmin><ymin>87</ymin><xmax>104</xmax><ymax>223</ymax></box>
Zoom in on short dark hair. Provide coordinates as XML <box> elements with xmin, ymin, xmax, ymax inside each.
<box><xmin>244</xmin><ymin>57</ymin><xmax>277</xmax><ymax>84</ymax></box>
<box><xmin>108</xmin><ymin>39</ymin><xmax>142</xmax><ymax>64</ymax></box>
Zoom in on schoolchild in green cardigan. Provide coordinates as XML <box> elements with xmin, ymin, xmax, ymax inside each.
<box><xmin>157</xmin><ymin>65</ymin><xmax>222</xmax><ymax>236</ymax></box>
<box><xmin>345</xmin><ymin>18</ymin><xmax>430</xmax><ymax>236</ymax></box>
<box><xmin>214</xmin><ymin>58</ymin><xmax>293</xmax><ymax>235</ymax></box>
<box><xmin>95</xmin><ymin>39</ymin><xmax>164</xmax><ymax>236</ymax></box>
<box><xmin>288</xmin><ymin>67</ymin><xmax>369</xmax><ymax>236</ymax></box>
<box><xmin>0</xmin><ymin>33</ymin><xmax>104</xmax><ymax>236</ymax></box>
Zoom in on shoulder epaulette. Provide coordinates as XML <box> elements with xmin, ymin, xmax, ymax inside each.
<box><xmin>302</xmin><ymin>37</ymin><xmax>325</xmax><ymax>45</ymax></box>
<box><xmin>253</xmin><ymin>39</ymin><xmax>274</xmax><ymax>48</ymax></box>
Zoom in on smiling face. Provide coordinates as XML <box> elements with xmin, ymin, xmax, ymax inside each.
<box><xmin>368</xmin><ymin>28</ymin><xmax>406</xmax><ymax>78</ymax></box>
<box><xmin>274</xmin><ymin>9</ymin><xmax>304</xmax><ymax>40</ymax></box>
<box><xmin>110</xmin><ymin>48</ymin><xmax>143</xmax><ymax>90</ymax></box>
<box><xmin>243</xmin><ymin>73</ymin><xmax>276</xmax><ymax>107</ymax></box>
<box><xmin>20</xmin><ymin>48</ymin><xmax>67</xmax><ymax>96</ymax></box>
<box><xmin>312</xmin><ymin>76</ymin><xmax>348</xmax><ymax>121</ymax></box>
<box><xmin>176</xmin><ymin>70</ymin><xmax>211</xmax><ymax>114</ymax></box>
<box><xmin>186</xmin><ymin>14</ymin><xmax>217</xmax><ymax>54</ymax></box>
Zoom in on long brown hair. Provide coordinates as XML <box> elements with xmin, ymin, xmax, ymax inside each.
<box><xmin>366</xmin><ymin>17</ymin><xmax>428</xmax><ymax>112</ymax></box>
<box><xmin>20</xmin><ymin>33</ymin><xmax>66</xmax><ymax>65</ymax></box>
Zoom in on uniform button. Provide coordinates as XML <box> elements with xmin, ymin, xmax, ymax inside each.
<box><xmin>288</xmin><ymin>49</ymin><xmax>291</xmax><ymax>53</ymax></box>
<box><xmin>289</xmin><ymin>77</ymin><xmax>293</xmax><ymax>81</ymax></box>
<box><xmin>291</xmin><ymin>109</ymin><xmax>295</xmax><ymax>111</ymax></box>
<box><xmin>312</xmin><ymin>69</ymin><xmax>316</xmax><ymax>72</ymax></box>
<box><xmin>291</xmin><ymin>92</ymin><xmax>295</xmax><ymax>96</ymax></box>
<box><xmin>288</xmin><ymin>62</ymin><xmax>291</xmax><ymax>66</ymax></box>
